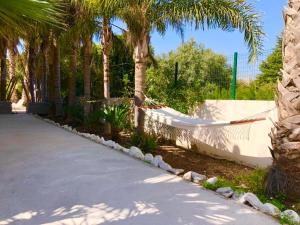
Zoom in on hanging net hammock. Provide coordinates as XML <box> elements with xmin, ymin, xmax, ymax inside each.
<box><xmin>141</xmin><ymin>98</ymin><xmax>274</xmax><ymax>143</ymax></box>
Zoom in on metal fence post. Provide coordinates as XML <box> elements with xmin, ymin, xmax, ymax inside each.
<box><xmin>231</xmin><ymin>52</ymin><xmax>238</xmax><ymax>100</ymax></box>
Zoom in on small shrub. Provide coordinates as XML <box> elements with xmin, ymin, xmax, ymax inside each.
<box><xmin>203</xmin><ymin>178</ymin><xmax>244</xmax><ymax>192</ymax></box>
<box><xmin>99</xmin><ymin>104</ymin><xmax>131</xmax><ymax>140</ymax></box>
<box><xmin>65</xmin><ymin>103</ymin><xmax>84</xmax><ymax>124</ymax></box>
<box><xmin>131</xmin><ymin>132</ymin><xmax>158</xmax><ymax>154</ymax></box>
<box><xmin>233</xmin><ymin>169</ymin><xmax>266</xmax><ymax>195</ymax></box>
<box><xmin>84</xmin><ymin>110</ymin><xmax>103</xmax><ymax>128</ymax></box>
<box><xmin>101</xmin><ymin>104</ymin><xmax>130</xmax><ymax>129</ymax></box>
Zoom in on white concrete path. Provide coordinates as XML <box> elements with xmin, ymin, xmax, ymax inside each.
<box><xmin>0</xmin><ymin>114</ymin><xmax>279</xmax><ymax>225</ymax></box>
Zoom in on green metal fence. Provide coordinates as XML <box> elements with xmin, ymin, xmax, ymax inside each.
<box><xmin>203</xmin><ymin>50</ymin><xmax>275</xmax><ymax>101</ymax></box>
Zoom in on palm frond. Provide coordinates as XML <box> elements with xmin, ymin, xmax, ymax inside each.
<box><xmin>161</xmin><ymin>0</ymin><xmax>264</xmax><ymax>61</ymax></box>
<box><xmin>0</xmin><ymin>0</ymin><xmax>64</xmax><ymax>35</ymax></box>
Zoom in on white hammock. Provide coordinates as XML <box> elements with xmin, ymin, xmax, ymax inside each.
<box><xmin>142</xmin><ymin>104</ymin><xmax>271</xmax><ymax>141</ymax></box>
<box><xmin>143</xmin><ymin>106</ymin><xmax>266</xmax><ymax>130</ymax></box>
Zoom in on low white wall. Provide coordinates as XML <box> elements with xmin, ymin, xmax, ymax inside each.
<box><xmin>176</xmin><ymin>100</ymin><xmax>277</xmax><ymax>168</ymax></box>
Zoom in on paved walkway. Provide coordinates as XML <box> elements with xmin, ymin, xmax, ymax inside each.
<box><xmin>0</xmin><ymin>114</ymin><xmax>278</xmax><ymax>225</ymax></box>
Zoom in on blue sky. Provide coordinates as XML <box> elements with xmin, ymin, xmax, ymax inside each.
<box><xmin>150</xmin><ymin>0</ymin><xmax>286</xmax><ymax>57</ymax></box>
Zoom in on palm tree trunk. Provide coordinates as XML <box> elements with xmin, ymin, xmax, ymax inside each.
<box><xmin>28</xmin><ymin>39</ymin><xmax>37</xmax><ymax>103</ymax></box>
<box><xmin>8</xmin><ymin>40</ymin><xmax>18</xmax><ymax>103</ymax></box>
<box><xmin>102</xmin><ymin>17</ymin><xmax>112</xmax><ymax>101</ymax></box>
<box><xmin>53</xmin><ymin>36</ymin><xmax>63</xmax><ymax>116</ymax></box>
<box><xmin>68</xmin><ymin>41</ymin><xmax>78</xmax><ymax>106</ymax></box>
<box><xmin>133</xmin><ymin>32</ymin><xmax>150</xmax><ymax>133</ymax></box>
<box><xmin>41</xmin><ymin>37</ymin><xmax>49</xmax><ymax>102</ymax></box>
<box><xmin>267</xmin><ymin>0</ymin><xmax>300</xmax><ymax>199</ymax></box>
<box><xmin>83</xmin><ymin>34</ymin><xmax>92</xmax><ymax>116</ymax></box>
<box><xmin>0</xmin><ymin>38</ymin><xmax>7</xmax><ymax>101</ymax></box>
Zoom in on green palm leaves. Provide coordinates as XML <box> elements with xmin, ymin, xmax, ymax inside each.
<box><xmin>97</xmin><ymin>0</ymin><xmax>264</xmax><ymax>60</ymax></box>
<box><xmin>0</xmin><ymin>0</ymin><xmax>63</xmax><ymax>35</ymax></box>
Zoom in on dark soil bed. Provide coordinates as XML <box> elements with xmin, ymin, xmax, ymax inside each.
<box><xmin>154</xmin><ymin>145</ymin><xmax>253</xmax><ymax>180</ymax></box>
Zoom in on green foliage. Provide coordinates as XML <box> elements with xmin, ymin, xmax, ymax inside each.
<box><xmin>146</xmin><ymin>39</ymin><xmax>232</xmax><ymax>113</ymax></box>
<box><xmin>131</xmin><ymin>132</ymin><xmax>158</xmax><ymax>154</ymax></box>
<box><xmin>203</xmin><ymin>169</ymin><xmax>287</xmax><ymax>211</ymax></box>
<box><xmin>233</xmin><ymin>169</ymin><xmax>266</xmax><ymax>198</ymax></box>
<box><xmin>203</xmin><ymin>178</ymin><xmax>237</xmax><ymax>191</ymax></box>
<box><xmin>257</xmin><ymin>36</ymin><xmax>282</xmax><ymax>85</ymax></box>
<box><xmin>0</xmin><ymin>0</ymin><xmax>63</xmax><ymax>35</ymax></box>
<box><xmin>84</xmin><ymin>110</ymin><xmax>103</xmax><ymax>128</ymax></box>
<box><xmin>280</xmin><ymin>215</ymin><xmax>299</xmax><ymax>225</ymax></box>
<box><xmin>65</xmin><ymin>103</ymin><xmax>84</xmax><ymax>124</ymax></box>
<box><xmin>60</xmin><ymin>35</ymin><xmax>134</xmax><ymax>101</ymax></box>
<box><xmin>102</xmin><ymin>0</ymin><xmax>263</xmax><ymax>61</ymax></box>
<box><xmin>101</xmin><ymin>104</ymin><xmax>130</xmax><ymax>130</ymax></box>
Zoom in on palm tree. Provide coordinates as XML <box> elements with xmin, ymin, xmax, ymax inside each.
<box><xmin>72</xmin><ymin>0</ymin><xmax>114</xmax><ymax>102</ymax></box>
<box><xmin>83</xmin><ymin>33</ymin><xmax>93</xmax><ymax>115</ymax></box>
<box><xmin>52</xmin><ymin>33</ymin><xmax>63</xmax><ymax>116</ymax></box>
<box><xmin>267</xmin><ymin>0</ymin><xmax>300</xmax><ymax>200</ymax></box>
<box><xmin>102</xmin><ymin>17</ymin><xmax>113</xmax><ymax>100</ymax></box>
<box><xmin>71</xmin><ymin>0</ymin><xmax>99</xmax><ymax>116</ymax></box>
<box><xmin>8</xmin><ymin>39</ymin><xmax>19</xmax><ymax>102</ymax></box>
<box><xmin>63</xmin><ymin>4</ymin><xmax>80</xmax><ymax>108</ymax></box>
<box><xmin>68</xmin><ymin>40</ymin><xmax>78</xmax><ymax>106</ymax></box>
<box><xmin>40</xmin><ymin>33</ymin><xmax>50</xmax><ymax>102</ymax></box>
<box><xmin>100</xmin><ymin>0</ymin><xmax>264</xmax><ymax>133</ymax></box>
<box><xmin>0</xmin><ymin>37</ymin><xmax>7</xmax><ymax>101</ymax></box>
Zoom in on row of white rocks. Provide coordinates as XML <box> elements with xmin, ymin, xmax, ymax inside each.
<box><xmin>41</xmin><ymin>116</ymin><xmax>300</xmax><ymax>225</ymax></box>
<box><xmin>183</xmin><ymin>172</ymin><xmax>299</xmax><ymax>224</ymax></box>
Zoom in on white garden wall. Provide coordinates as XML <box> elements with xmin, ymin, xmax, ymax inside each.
<box><xmin>175</xmin><ymin>100</ymin><xmax>277</xmax><ymax>168</ymax></box>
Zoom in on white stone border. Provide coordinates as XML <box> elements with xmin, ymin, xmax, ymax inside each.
<box><xmin>33</xmin><ymin>114</ymin><xmax>300</xmax><ymax>225</ymax></box>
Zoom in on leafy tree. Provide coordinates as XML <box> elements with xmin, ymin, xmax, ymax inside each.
<box><xmin>257</xmin><ymin>36</ymin><xmax>282</xmax><ymax>85</ymax></box>
<box><xmin>146</xmin><ymin>39</ymin><xmax>232</xmax><ymax>113</ymax></box>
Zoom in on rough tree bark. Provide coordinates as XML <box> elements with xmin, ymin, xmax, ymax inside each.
<box><xmin>41</xmin><ymin>36</ymin><xmax>49</xmax><ymax>102</ymax></box>
<box><xmin>102</xmin><ymin>17</ymin><xmax>112</xmax><ymax>101</ymax></box>
<box><xmin>133</xmin><ymin>31</ymin><xmax>150</xmax><ymax>133</ymax></box>
<box><xmin>52</xmin><ymin>36</ymin><xmax>63</xmax><ymax>116</ymax></box>
<box><xmin>68</xmin><ymin>41</ymin><xmax>78</xmax><ymax>106</ymax></box>
<box><xmin>267</xmin><ymin>0</ymin><xmax>300</xmax><ymax>200</ymax></box>
<box><xmin>83</xmin><ymin>34</ymin><xmax>92</xmax><ymax>116</ymax></box>
<box><xmin>28</xmin><ymin>39</ymin><xmax>37</xmax><ymax>103</ymax></box>
<box><xmin>8</xmin><ymin>40</ymin><xmax>18</xmax><ymax>102</ymax></box>
<box><xmin>0</xmin><ymin>38</ymin><xmax>7</xmax><ymax>101</ymax></box>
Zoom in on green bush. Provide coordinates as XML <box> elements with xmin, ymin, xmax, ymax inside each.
<box><xmin>65</xmin><ymin>103</ymin><xmax>84</xmax><ymax>124</ymax></box>
<box><xmin>233</xmin><ymin>169</ymin><xmax>266</xmax><ymax>195</ymax></box>
<box><xmin>101</xmin><ymin>104</ymin><xmax>130</xmax><ymax>130</ymax></box>
<box><xmin>84</xmin><ymin>110</ymin><xmax>103</xmax><ymax>128</ymax></box>
<box><xmin>131</xmin><ymin>132</ymin><xmax>158</xmax><ymax>154</ymax></box>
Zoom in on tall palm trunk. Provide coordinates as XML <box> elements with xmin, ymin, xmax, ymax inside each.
<box><xmin>53</xmin><ymin>36</ymin><xmax>63</xmax><ymax>116</ymax></box>
<box><xmin>28</xmin><ymin>39</ymin><xmax>37</xmax><ymax>102</ymax></box>
<box><xmin>8</xmin><ymin>40</ymin><xmax>18</xmax><ymax>102</ymax></box>
<box><xmin>133</xmin><ymin>32</ymin><xmax>150</xmax><ymax>133</ymax></box>
<box><xmin>0</xmin><ymin>38</ymin><xmax>7</xmax><ymax>101</ymax></box>
<box><xmin>83</xmin><ymin>34</ymin><xmax>92</xmax><ymax>116</ymax></box>
<box><xmin>267</xmin><ymin>0</ymin><xmax>300</xmax><ymax>199</ymax></box>
<box><xmin>41</xmin><ymin>36</ymin><xmax>49</xmax><ymax>102</ymax></box>
<box><xmin>68</xmin><ymin>41</ymin><xmax>78</xmax><ymax>107</ymax></box>
<box><xmin>102</xmin><ymin>17</ymin><xmax>112</xmax><ymax>100</ymax></box>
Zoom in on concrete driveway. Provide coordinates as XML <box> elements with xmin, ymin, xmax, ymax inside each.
<box><xmin>0</xmin><ymin>114</ymin><xmax>278</xmax><ymax>225</ymax></box>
